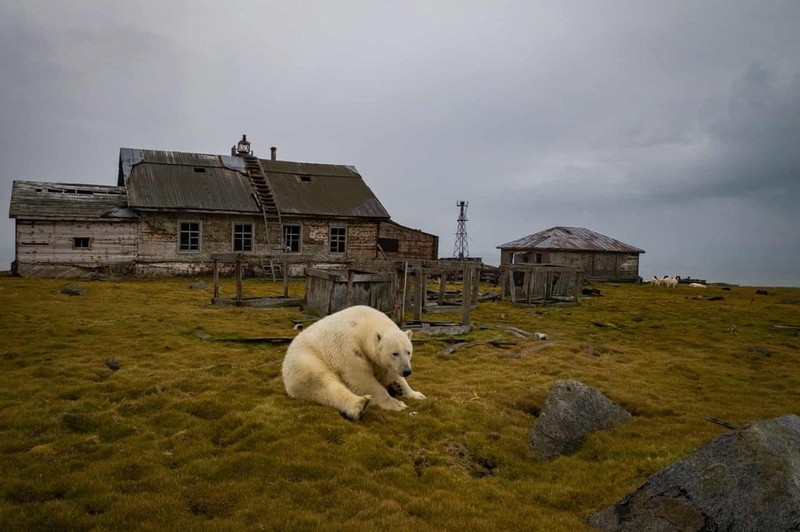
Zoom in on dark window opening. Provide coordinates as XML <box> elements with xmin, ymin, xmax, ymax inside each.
<box><xmin>298</xmin><ymin>175</ymin><xmax>312</xmax><ymax>182</ymax></box>
<box><xmin>193</xmin><ymin>167</ymin><xmax>206</xmax><ymax>173</ymax></box>
<box><xmin>330</xmin><ymin>227</ymin><xmax>346</xmax><ymax>253</ymax></box>
<box><xmin>535</xmin><ymin>253</ymin><xmax>543</xmax><ymax>264</ymax></box>
<box><xmin>377</xmin><ymin>237</ymin><xmax>399</xmax><ymax>253</ymax></box>
<box><xmin>73</xmin><ymin>237</ymin><xmax>91</xmax><ymax>249</ymax></box>
<box><xmin>283</xmin><ymin>225</ymin><xmax>301</xmax><ymax>252</ymax></box>
<box><xmin>179</xmin><ymin>222</ymin><xmax>201</xmax><ymax>252</ymax></box>
<box><xmin>233</xmin><ymin>223</ymin><xmax>253</xmax><ymax>252</ymax></box>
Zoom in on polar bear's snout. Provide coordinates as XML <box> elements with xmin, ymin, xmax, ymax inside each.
<box><xmin>402</xmin><ymin>367</ymin><xmax>412</xmax><ymax>377</ymax></box>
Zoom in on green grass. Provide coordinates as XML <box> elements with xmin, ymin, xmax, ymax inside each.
<box><xmin>0</xmin><ymin>276</ymin><xmax>798</xmax><ymax>530</ymax></box>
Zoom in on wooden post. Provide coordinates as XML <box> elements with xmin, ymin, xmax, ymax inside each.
<box><xmin>544</xmin><ymin>270</ymin><xmax>552</xmax><ymax>301</ymax></box>
<box><xmin>235</xmin><ymin>257</ymin><xmax>243</xmax><ymax>302</ymax></box>
<box><xmin>438</xmin><ymin>272</ymin><xmax>446</xmax><ymax>305</ymax></box>
<box><xmin>282</xmin><ymin>260</ymin><xmax>289</xmax><ymax>298</ymax></box>
<box><xmin>461</xmin><ymin>264</ymin><xmax>472</xmax><ymax>326</ymax></box>
<box><xmin>398</xmin><ymin>262</ymin><xmax>409</xmax><ymax>327</ymax></box>
<box><xmin>346</xmin><ymin>270</ymin><xmax>354</xmax><ymax>307</ymax></box>
<box><xmin>472</xmin><ymin>265</ymin><xmax>480</xmax><ymax>305</ymax></box>
<box><xmin>213</xmin><ymin>259</ymin><xmax>220</xmax><ymax>300</ymax></box>
<box><xmin>413</xmin><ymin>265</ymin><xmax>424</xmax><ymax>321</ymax></box>
<box><xmin>524</xmin><ymin>269</ymin><xmax>531</xmax><ymax>304</ymax></box>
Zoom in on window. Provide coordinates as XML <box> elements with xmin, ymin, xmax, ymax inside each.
<box><xmin>73</xmin><ymin>237</ymin><xmax>91</xmax><ymax>249</ymax></box>
<box><xmin>179</xmin><ymin>221</ymin><xmax>201</xmax><ymax>252</ymax></box>
<box><xmin>377</xmin><ymin>237</ymin><xmax>399</xmax><ymax>253</ymax></box>
<box><xmin>535</xmin><ymin>253</ymin><xmax>543</xmax><ymax>264</ymax></box>
<box><xmin>330</xmin><ymin>227</ymin><xmax>346</xmax><ymax>253</ymax></box>
<box><xmin>298</xmin><ymin>175</ymin><xmax>312</xmax><ymax>182</ymax></box>
<box><xmin>283</xmin><ymin>225</ymin><xmax>301</xmax><ymax>252</ymax></box>
<box><xmin>233</xmin><ymin>223</ymin><xmax>253</xmax><ymax>252</ymax></box>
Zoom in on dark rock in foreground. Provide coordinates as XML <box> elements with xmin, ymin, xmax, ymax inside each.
<box><xmin>529</xmin><ymin>380</ymin><xmax>630</xmax><ymax>461</ymax></box>
<box><xmin>587</xmin><ymin>414</ymin><xmax>800</xmax><ymax>531</ymax></box>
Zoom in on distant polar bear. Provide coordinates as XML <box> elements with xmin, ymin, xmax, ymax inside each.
<box><xmin>282</xmin><ymin>305</ymin><xmax>426</xmax><ymax>420</ymax></box>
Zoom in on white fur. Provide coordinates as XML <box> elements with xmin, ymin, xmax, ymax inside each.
<box><xmin>689</xmin><ymin>283</ymin><xmax>707</xmax><ymax>288</ymax></box>
<box><xmin>661</xmin><ymin>276</ymin><xmax>679</xmax><ymax>288</ymax></box>
<box><xmin>282</xmin><ymin>305</ymin><xmax>425</xmax><ymax>420</ymax></box>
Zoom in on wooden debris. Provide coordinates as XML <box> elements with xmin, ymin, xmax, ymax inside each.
<box><xmin>440</xmin><ymin>337</ymin><xmax>518</xmax><ymax>356</ymax></box>
<box><xmin>705</xmin><ymin>416</ymin><xmax>739</xmax><ymax>430</ymax></box>
<box><xmin>503</xmin><ymin>340</ymin><xmax>560</xmax><ymax>359</ymax></box>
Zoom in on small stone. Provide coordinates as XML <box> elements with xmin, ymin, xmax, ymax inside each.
<box><xmin>61</xmin><ymin>284</ymin><xmax>86</xmax><ymax>296</ymax></box>
<box><xmin>189</xmin><ymin>281</ymin><xmax>205</xmax><ymax>290</ymax></box>
<box><xmin>105</xmin><ymin>357</ymin><xmax>120</xmax><ymax>371</ymax></box>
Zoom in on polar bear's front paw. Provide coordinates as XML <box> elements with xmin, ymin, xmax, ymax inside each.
<box><xmin>387</xmin><ymin>382</ymin><xmax>403</xmax><ymax>398</ymax></box>
<box><xmin>407</xmin><ymin>390</ymin><xmax>427</xmax><ymax>400</ymax></box>
<box><xmin>383</xmin><ymin>398</ymin><xmax>407</xmax><ymax>411</ymax></box>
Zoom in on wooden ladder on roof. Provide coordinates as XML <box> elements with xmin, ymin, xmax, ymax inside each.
<box><xmin>242</xmin><ymin>154</ymin><xmax>283</xmax><ymax>281</ymax></box>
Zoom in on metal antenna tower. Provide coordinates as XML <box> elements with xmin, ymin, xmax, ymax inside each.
<box><xmin>453</xmin><ymin>200</ymin><xmax>469</xmax><ymax>259</ymax></box>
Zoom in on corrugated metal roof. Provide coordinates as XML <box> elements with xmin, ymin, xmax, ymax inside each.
<box><xmin>126</xmin><ymin>163</ymin><xmax>260</xmax><ymax>213</ymax></box>
<box><xmin>118</xmin><ymin>148</ymin><xmax>388</xmax><ymax>218</ymax></box>
<box><xmin>497</xmin><ymin>226</ymin><xmax>645</xmax><ymax>253</ymax></box>
<box><xmin>9</xmin><ymin>181</ymin><xmax>134</xmax><ymax>220</ymax></box>
<box><xmin>259</xmin><ymin>159</ymin><xmax>390</xmax><ymax>219</ymax></box>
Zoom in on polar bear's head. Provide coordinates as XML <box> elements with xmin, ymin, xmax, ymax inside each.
<box><xmin>374</xmin><ymin>329</ymin><xmax>414</xmax><ymax>377</ymax></box>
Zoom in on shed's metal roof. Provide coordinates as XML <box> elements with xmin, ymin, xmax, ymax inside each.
<box><xmin>122</xmin><ymin>148</ymin><xmax>260</xmax><ymax>213</ymax></box>
<box><xmin>497</xmin><ymin>227</ymin><xmax>645</xmax><ymax>253</ymax></box>
<box><xmin>259</xmin><ymin>159</ymin><xmax>390</xmax><ymax>219</ymax></box>
<box><xmin>9</xmin><ymin>181</ymin><xmax>135</xmax><ymax>220</ymax></box>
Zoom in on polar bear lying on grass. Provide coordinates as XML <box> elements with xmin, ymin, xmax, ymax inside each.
<box><xmin>282</xmin><ymin>305</ymin><xmax>426</xmax><ymax>420</ymax></box>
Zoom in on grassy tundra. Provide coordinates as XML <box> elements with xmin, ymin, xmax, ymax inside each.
<box><xmin>0</xmin><ymin>276</ymin><xmax>798</xmax><ymax>530</ymax></box>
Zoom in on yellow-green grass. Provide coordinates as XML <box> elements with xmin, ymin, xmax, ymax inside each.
<box><xmin>0</xmin><ymin>276</ymin><xmax>798</xmax><ymax>530</ymax></box>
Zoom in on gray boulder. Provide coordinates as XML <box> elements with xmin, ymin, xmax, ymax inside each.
<box><xmin>529</xmin><ymin>380</ymin><xmax>630</xmax><ymax>461</ymax></box>
<box><xmin>587</xmin><ymin>414</ymin><xmax>800</xmax><ymax>531</ymax></box>
<box><xmin>61</xmin><ymin>284</ymin><xmax>86</xmax><ymax>296</ymax></box>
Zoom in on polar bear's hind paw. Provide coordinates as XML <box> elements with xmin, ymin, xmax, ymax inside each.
<box><xmin>339</xmin><ymin>395</ymin><xmax>371</xmax><ymax>421</ymax></box>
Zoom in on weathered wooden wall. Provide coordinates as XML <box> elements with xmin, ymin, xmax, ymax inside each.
<box><xmin>377</xmin><ymin>222</ymin><xmax>438</xmax><ymax>260</ymax></box>
<box><xmin>304</xmin><ymin>268</ymin><xmax>395</xmax><ymax>316</ymax></box>
<box><xmin>502</xmin><ymin>250</ymin><xmax>640</xmax><ymax>281</ymax></box>
<box><xmin>15</xmin><ymin>220</ymin><xmax>137</xmax><ymax>267</ymax></box>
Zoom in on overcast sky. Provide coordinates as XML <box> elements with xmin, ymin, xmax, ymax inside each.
<box><xmin>1</xmin><ymin>0</ymin><xmax>798</xmax><ymax>286</ymax></box>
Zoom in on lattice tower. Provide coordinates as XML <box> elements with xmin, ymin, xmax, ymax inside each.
<box><xmin>453</xmin><ymin>200</ymin><xmax>469</xmax><ymax>259</ymax></box>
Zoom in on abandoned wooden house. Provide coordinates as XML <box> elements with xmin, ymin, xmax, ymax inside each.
<box><xmin>497</xmin><ymin>226</ymin><xmax>645</xmax><ymax>282</ymax></box>
<box><xmin>9</xmin><ymin>135</ymin><xmax>438</xmax><ymax>277</ymax></box>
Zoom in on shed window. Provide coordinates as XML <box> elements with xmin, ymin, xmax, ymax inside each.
<box><xmin>233</xmin><ymin>223</ymin><xmax>253</xmax><ymax>252</ymax></box>
<box><xmin>283</xmin><ymin>225</ymin><xmax>301</xmax><ymax>253</ymax></box>
<box><xmin>330</xmin><ymin>227</ymin><xmax>346</xmax><ymax>253</ymax></box>
<box><xmin>377</xmin><ymin>238</ymin><xmax>399</xmax><ymax>253</ymax></box>
<box><xmin>73</xmin><ymin>237</ymin><xmax>91</xmax><ymax>249</ymax></box>
<box><xmin>193</xmin><ymin>167</ymin><xmax>206</xmax><ymax>173</ymax></box>
<box><xmin>298</xmin><ymin>175</ymin><xmax>312</xmax><ymax>182</ymax></box>
<box><xmin>178</xmin><ymin>221</ymin><xmax>201</xmax><ymax>252</ymax></box>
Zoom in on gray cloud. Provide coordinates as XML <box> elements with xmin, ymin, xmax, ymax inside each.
<box><xmin>1</xmin><ymin>0</ymin><xmax>799</xmax><ymax>285</ymax></box>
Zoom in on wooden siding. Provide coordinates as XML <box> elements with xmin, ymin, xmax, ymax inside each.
<box><xmin>503</xmin><ymin>249</ymin><xmax>640</xmax><ymax>281</ymax></box>
<box><xmin>377</xmin><ymin>222</ymin><xmax>438</xmax><ymax>260</ymax></box>
<box><xmin>305</xmin><ymin>268</ymin><xmax>395</xmax><ymax>316</ymax></box>
<box><xmin>15</xmin><ymin>220</ymin><xmax>137</xmax><ymax>265</ymax></box>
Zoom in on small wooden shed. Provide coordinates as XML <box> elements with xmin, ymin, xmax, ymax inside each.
<box><xmin>305</xmin><ymin>268</ymin><xmax>396</xmax><ymax>316</ymax></box>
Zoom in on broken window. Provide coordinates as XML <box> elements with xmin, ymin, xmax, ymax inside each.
<box><xmin>283</xmin><ymin>225</ymin><xmax>301</xmax><ymax>253</ymax></box>
<box><xmin>377</xmin><ymin>238</ymin><xmax>399</xmax><ymax>253</ymax></box>
<box><xmin>73</xmin><ymin>237</ymin><xmax>91</xmax><ymax>249</ymax></box>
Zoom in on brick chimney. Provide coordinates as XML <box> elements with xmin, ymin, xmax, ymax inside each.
<box><xmin>270</xmin><ymin>146</ymin><xmax>277</xmax><ymax>161</ymax></box>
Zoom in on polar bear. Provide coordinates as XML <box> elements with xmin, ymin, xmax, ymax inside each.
<box><xmin>282</xmin><ymin>305</ymin><xmax>426</xmax><ymax>420</ymax></box>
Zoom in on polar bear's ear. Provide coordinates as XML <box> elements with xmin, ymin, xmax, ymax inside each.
<box><xmin>405</xmin><ymin>330</ymin><xmax>413</xmax><ymax>340</ymax></box>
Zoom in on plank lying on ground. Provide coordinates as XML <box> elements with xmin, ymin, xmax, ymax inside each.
<box><xmin>441</xmin><ymin>337</ymin><xmax>519</xmax><ymax>355</ymax></box>
<box><xmin>503</xmin><ymin>340</ymin><xmax>561</xmax><ymax>359</ymax></box>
